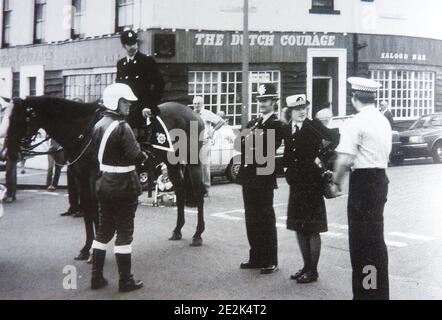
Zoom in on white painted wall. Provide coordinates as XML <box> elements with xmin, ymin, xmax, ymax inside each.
<box><xmin>45</xmin><ymin>0</ymin><xmax>71</xmax><ymax>43</ymax></box>
<box><xmin>10</xmin><ymin>0</ymin><xmax>34</xmax><ymax>46</ymax></box>
<box><xmin>19</xmin><ymin>65</ymin><xmax>44</xmax><ymax>98</ymax></box>
<box><xmin>2</xmin><ymin>0</ymin><xmax>442</xmax><ymax>46</ymax></box>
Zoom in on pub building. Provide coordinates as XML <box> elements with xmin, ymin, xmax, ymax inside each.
<box><xmin>0</xmin><ymin>0</ymin><xmax>441</xmax><ymax>128</ymax></box>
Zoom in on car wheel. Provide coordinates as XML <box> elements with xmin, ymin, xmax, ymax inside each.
<box><xmin>432</xmin><ymin>141</ymin><xmax>442</xmax><ymax>163</ymax></box>
<box><xmin>390</xmin><ymin>156</ymin><xmax>404</xmax><ymax>166</ymax></box>
<box><xmin>226</xmin><ymin>163</ymin><xmax>240</xmax><ymax>183</ymax></box>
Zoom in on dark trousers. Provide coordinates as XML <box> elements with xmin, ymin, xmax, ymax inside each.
<box><xmin>348</xmin><ymin>169</ymin><xmax>390</xmax><ymax>300</ymax></box>
<box><xmin>46</xmin><ymin>153</ymin><xmax>63</xmax><ymax>187</ymax></box>
<box><xmin>67</xmin><ymin>167</ymin><xmax>80</xmax><ymax>213</ymax></box>
<box><xmin>95</xmin><ymin>196</ymin><xmax>138</xmax><ymax>246</ymax></box>
<box><xmin>5</xmin><ymin>158</ymin><xmax>17</xmax><ymax>198</ymax></box>
<box><xmin>242</xmin><ymin>185</ymin><xmax>278</xmax><ymax>266</ymax></box>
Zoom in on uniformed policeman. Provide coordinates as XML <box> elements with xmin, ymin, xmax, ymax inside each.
<box><xmin>332</xmin><ymin>77</ymin><xmax>392</xmax><ymax>300</ymax></box>
<box><xmin>237</xmin><ymin>83</ymin><xmax>286</xmax><ymax>275</ymax></box>
<box><xmin>117</xmin><ymin>30</ymin><xmax>165</xmax><ymax>132</ymax></box>
<box><xmin>90</xmin><ymin>83</ymin><xmax>148</xmax><ymax>293</ymax></box>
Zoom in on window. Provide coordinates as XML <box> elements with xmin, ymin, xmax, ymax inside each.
<box><xmin>188</xmin><ymin>71</ymin><xmax>281</xmax><ymax>127</ymax></box>
<box><xmin>310</xmin><ymin>0</ymin><xmax>340</xmax><ymax>14</ymax></box>
<box><xmin>12</xmin><ymin>72</ymin><xmax>19</xmax><ymax>98</ymax></box>
<box><xmin>116</xmin><ymin>0</ymin><xmax>134</xmax><ymax>32</ymax></box>
<box><xmin>71</xmin><ymin>0</ymin><xmax>85</xmax><ymax>39</ymax></box>
<box><xmin>2</xmin><ymin>0</ymin><xmax>12</xmax><ymax>47</ymax></box>
<box><xmin>28</xmin><ymin>77</ymin><xmax>37</xmax><ymax>96</ymax></box>
<box><xmin>370</xmin><ymin>70</ymin><xmax>435</xmax><ymax>119</ymax></box>
<box><xmin>33</xmin><ymin>0</ymin><xmax>46</xmax><ymax>44</ymax></box>
<box><xmin>64</xmin><ymin>72</ymin><xmax>116</xmax><ymax>103</ymax></box>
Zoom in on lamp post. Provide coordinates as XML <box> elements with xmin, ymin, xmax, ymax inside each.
<box><xmin>241</xmin><ymin>0</ymin><xmax>250</xmax><ymax>129</ymax></box>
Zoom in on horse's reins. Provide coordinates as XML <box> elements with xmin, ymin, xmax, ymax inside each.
<box><xmin>19</xmin><ymin>104</ymin><xmax>102</xmax><ymax>167</ymax></box>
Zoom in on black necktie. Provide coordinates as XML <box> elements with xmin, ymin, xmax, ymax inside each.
<box><xmin>293</xmin><ymin>124</ymin><xmax>300</xmax><ymax>135</ymax></box>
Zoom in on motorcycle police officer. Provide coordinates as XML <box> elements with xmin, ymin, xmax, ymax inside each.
<box><xmin>116</xmin><ymin>29</ymin><xmax>165</xmax><ymax>132</ymax></box>
<box><xmin>90</xmin><ymin>83</ymin><xmax>148</xmax><ymax>293</ymax></box>
<box><xmin>333</xmin><ymin>77</ymin><xmax>392</xmax><ymax>300</ymax></box>
<box><xmin>237</xmin><ymin>83</ymin><xmax>286</xmax><ymax>275</ymax></box>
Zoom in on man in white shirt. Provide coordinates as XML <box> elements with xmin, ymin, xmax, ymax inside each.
<box><xmin>333</xmin><ymin>77</ymin><xmax>392</xmax><ymax>300</ymax></box>
<box><xmin>193</xmin><ymin>96</ymin><xmax>226</xmax><ymax>195</ymax></box>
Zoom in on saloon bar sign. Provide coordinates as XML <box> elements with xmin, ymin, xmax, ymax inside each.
<box><xmin>195</xmin><ymin>33</ymin><xmax>337</xmax><ymax>47</ymax></box>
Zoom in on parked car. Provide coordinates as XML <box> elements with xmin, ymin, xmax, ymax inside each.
<box><xmin>329</xmin><ymin>115</ymin><xmax>402</xmax><ymax>166</ymax></box>
<box><xmin>393</xmin><ymin>113</ymin><xmax>442</xmax><ymax>165</ymax></box>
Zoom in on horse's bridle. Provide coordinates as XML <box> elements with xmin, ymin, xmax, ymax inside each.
<box><xmin>18</xmin><ymin>103</ymin><xmax>101</xmax><ymax>167</ymax></box>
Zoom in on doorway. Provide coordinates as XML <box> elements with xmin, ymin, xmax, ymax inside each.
<box><xmin>312</xmin><ymin>77</ymin><xmax>333</xmax><ymax>116</ymax></box>
<box><xmin>307</xmin><ymin>49</ymin><xmax>347</xmax><ymax>118</ymax></box>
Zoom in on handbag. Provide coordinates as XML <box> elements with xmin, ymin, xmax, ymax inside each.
<box><xmin>322</xmin><ymin>170</ymin><xmax>338</xmax><ymax>199</ymax></box>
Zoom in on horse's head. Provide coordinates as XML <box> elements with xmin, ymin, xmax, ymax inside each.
<box><xmin>6</xmin><ymin>98</ymin><xmax>42</xmax><ymax>160</ymax></box>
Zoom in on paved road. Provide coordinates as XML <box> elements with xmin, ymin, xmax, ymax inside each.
<box><xmin>0</xmin><ymin>160</ymin><xmax>441</xmax><ymax>300</ymax></box>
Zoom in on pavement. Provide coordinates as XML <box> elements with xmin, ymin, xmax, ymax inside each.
<box><xmin>0</xmin><ymin>159</ymin><xmax>442</xmax><ymax>300</ymax></box>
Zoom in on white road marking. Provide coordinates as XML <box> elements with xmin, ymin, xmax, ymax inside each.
<box><xmin>385</xmin><ymin>240</ymin><xmax>408</xmax><ymax>248</ymax></box>
<box><xmin>388</xmin><ymin>232</ymin><xmax>436</xmax><ymax>242</ymax></box>
<box><xmin>212</xmin><ymin>213</ymin><xmax>243</xmax><ymax>221</ymax></box>
<box><xmin>276</xmin><ymin>222</ymin><xmax>286</xmax><ymax>229</ymax></box>
<box><xmin>329</xmin><ymin>223</ymin><xmax>349</xmax><ymax>230</ymax></box>
<box><xmin>323</xmin><ymin>231</ymin><xmax>346</xmax><ymax>239</ymax></box>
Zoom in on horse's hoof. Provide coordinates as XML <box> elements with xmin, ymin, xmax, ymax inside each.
<box><xmin>169</xmin><ymin>232</ymin><xmax>182</xmax><ymax>241</ymax></box>
<box><xmin>190</xmin><ymin>237</ymin><xmax>203</xmax><ymax>247</ymax></box>
<box><xmin>74</xmin><ymin>251</ymin><xmax>90</xmax><ymax>261</ymax></box>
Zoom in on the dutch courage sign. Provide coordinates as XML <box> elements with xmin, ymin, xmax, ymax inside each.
<box><xmin>195</xmin><ymin>32</ymin><xmax>337</xmax><ymax>47</ymax></box>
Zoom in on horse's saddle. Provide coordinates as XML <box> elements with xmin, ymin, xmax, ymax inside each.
<box><xmin>150</xmin><ymin>116</ymin><xmax>174</xmax><ymax>152</ymax></box>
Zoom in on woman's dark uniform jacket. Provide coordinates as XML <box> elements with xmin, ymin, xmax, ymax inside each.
<box><xmin>283</xmin><ymin>118</ymin><xmax>340</xmax><ymax>234</ymax></box>
<box><xmin>93</xmin><ymin>111</ymin><xmax>148</xmax><ymax>200</ymax></box>
<box><xmin>116</xmin><ymin>52</ymin><xmax>165</xmax><ymax>129</ymax></box>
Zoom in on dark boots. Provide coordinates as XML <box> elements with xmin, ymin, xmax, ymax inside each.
<box><xmin>91</xmin><ymin>249</ymin><xmax>108</xmax><ymax>290</ymax></box>
<box><xmin>115</xmin><ymin>253</ymin><xmax>143</xmax><ymax>293</ymax></box>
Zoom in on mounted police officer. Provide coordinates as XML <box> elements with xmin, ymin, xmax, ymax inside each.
<box><xmin>117</xmin><ymin>29</ymin><xmax>165</xmax><ymax>135</ymax></box>
<box><xmin>333</xmin><ymin>77</ymin><xmax>392</xmax><ymax>300</ymax></box>
<box><xmin>90</xmin><ymin>83</ymin><xmax>148</xmax><ymax>293</ymax></box>
<box><xmin>237</xmin><ymin>83</ymin><xmax>286</xmax><ymax>275</ymax></box>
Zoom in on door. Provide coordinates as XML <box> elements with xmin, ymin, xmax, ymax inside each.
<box><xmin>312</xmin><ymin>77</ymin><xmax>332</xmax><ymax>116</ymax></box>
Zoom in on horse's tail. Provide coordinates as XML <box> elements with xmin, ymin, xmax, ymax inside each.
<box><xmin>184</xmin><ymin>165</ymin><xmax>206</xmax><ymax>208</ymax></box>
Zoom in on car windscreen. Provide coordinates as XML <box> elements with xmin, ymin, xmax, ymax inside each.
<box><xmin>410</xmin><ymin>116</ymin><xmax>432</xmax><ymax>129</ymax></box>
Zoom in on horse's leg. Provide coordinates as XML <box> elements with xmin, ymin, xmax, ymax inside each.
<box><xmin>168</xmin><ymin>165</ymin><xmax>185</xmax><ymax>241</ymax></box>
<box><xmin>189</xmin><ymin>165</ymin><xmax>205</xmax><ymax>247</ymax></box>
<box><xmin>190</xmin><ymin>198</ymin><xmax>205</xmax><ymax>247</ymax></box>
<box><xmin>74</xmin><ymin>183</ymin><xmax>94</xmax><ymax>261</ymax></box>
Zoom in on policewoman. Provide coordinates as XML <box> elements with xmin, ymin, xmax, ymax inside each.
<box><xmin>283</xmin><ymin>95</ymin><xmax>340</xmax><ymax>284</ymax></box>
<box><xmin>116</xmin><ymin>30</ymin><xmax>165</xmax><ymax>131</ymax></box>
<box><xmin>333</xmin><ymin>77</ymin><xmax>392</xmax><ymax>300</ymax></box>
<box><xmin>237</xmin><ymin>83</ymin><xmax>286</xmax><ymax>275</ymax></box>
<box><xmin>90</xmin><ymin>83</ymin><xmax>148</xmax><ymax>293</ymax></box>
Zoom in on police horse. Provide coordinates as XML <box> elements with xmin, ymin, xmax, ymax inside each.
<box><xmin>6</xmin><ymin>96</ymin><xmax>206</xmax><ymax>261</ymax></box>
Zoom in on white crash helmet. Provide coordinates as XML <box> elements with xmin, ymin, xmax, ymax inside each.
<box><xmin>102</xmin><ymin>83</ymin><xmax>138</xmax><ymax>111</ymax></box>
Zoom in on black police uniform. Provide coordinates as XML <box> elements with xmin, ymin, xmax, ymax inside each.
<box><xmin>284</xmin><ymin>118</ymin><xmax>340</xmax><ymax>234</ymax></box>
<box><xmin>237</xmin><ymin>113</ymin><xmax>285</xmax><ymax>269</ymax></box>
<box><xmin>116</xmin><ymin>32</ymin><xmax>165</xmax><ymax>130</ymax></box>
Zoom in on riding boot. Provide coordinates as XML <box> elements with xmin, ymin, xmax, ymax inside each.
<box><xmin>91</xmin><ymin>249</ymin><xmax>108</xmax><ymax>290</ymax></box>
<box><xmin>115</xmin><ymin>253</ymin><xmax>143</xmax><ymax>293</ymax></box>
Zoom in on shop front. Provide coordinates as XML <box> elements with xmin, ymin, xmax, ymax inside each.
<box><xmin>1</xmin><ymin>29</ymin><xmax>442</xmax><ymax>126</ymax></box>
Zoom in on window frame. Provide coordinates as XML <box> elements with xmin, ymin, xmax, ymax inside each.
<box><xmin>309</xmin><ymin>0</ymin><xmax>340</xmax><ymax>15</ymax></box>
<box><xmin>63</xmin><ymin>72</ymin><xmax>117</xmax><ymax>103</ymax></box>
<box><xmin>2</xmin><ymin>0</ymin><xmax>12</xmax><ymax>48</ymax></box>
<box><xmin>33</xmin><ymin>0</ymin><xmax>47</xmax><ymax>44</ymax></box>
<box><xmin>71</xmin><ymin>0</ymin><xmax>85</xmax><ymax>40</ymax></box>
<box><xmin>188</xmin><ymin>70</ymin><xmax>281</xmax><ymax>127</ymax></box>
<box><xmin>370</xmin><ymin>69</ymin><xmax>435</xmax><ymax>120</ymax></box>
<box><xmin>115</xmin><ymin>0</ymin><xmax>134</xmax><ymax>33</ymax></box>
